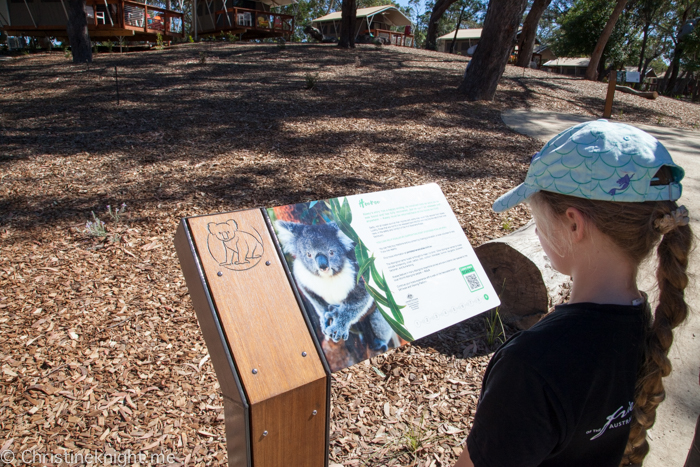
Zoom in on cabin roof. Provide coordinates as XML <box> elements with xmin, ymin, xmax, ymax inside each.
<box><xmin>543</xmin><ymin>57</ymin><xmax>590</xmax><ymax>67</ymax></box>
<box><xmin>436</xmin><ymin>28</ymin><xmax>483</xmax><ymax>41</ymax></box>
<box><xmin>312</xmin><ymin>5</ymin><xmax>411</xmax><ymax>26</ymax></box>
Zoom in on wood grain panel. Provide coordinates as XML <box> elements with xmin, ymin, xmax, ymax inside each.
<box><xmin>187</xmin><ymin>210</ymin><xmax>327</xmax><ymax>404</ymax></box>
<box><xmin>250</xmin><ymin>377</ymin><xmax>327</xmax><ymax>467</ymax></box>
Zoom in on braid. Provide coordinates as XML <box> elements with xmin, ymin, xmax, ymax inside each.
<box><xmin>621</xmin><ymin>214</ymin><xmax>693</xmax><ymax>466</ymax></box>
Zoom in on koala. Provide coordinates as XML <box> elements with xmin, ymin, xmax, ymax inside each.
<box><xmin>275</xmin><ymin>220</ymin><xmax>395</xmax><ymax>351</ymax></box>
<box><xmin>208</xmin><ymin>220</ymin><xmax>263</xmax><ymax>266</ymax></box>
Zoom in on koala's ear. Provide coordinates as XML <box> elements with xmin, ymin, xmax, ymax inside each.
<box><xmin>226</xmin><ymin>219</ymin><xmax>238</xmax><ymax>230</ymax></box>
<box><xmin>275</xmin><ymin>221</ymin><xmax>301</xmax><ymax>254</ymax></box>
<box><xmin>335</xmin><ymin>226</ymin><xmax>355</xmax><ymax>251</ymax></box>
<box><xmin>207</xmin><ymin>222</ymin><xmax>216</xmax><ymax>234</ymax></box>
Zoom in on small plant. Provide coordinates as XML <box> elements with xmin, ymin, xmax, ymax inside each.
<box><xmin>107</xmin><ymin>203</ymin><xmax>127</xmax><ymax>225</ymax></box>
<box><xmin>85</xmin><ymin>212</ymin><xmax>107</xmax><ymax>238</ymax></box>
<box><xmin>501</xmin><ymin>218</ymin><xmax>513</xmax><ymax>231</ymax></box>
<box><xmin>402</xmin><ymin>414</ymin><xmax>426</xmax><ymax>458</ymax></box>
<box><xmin>226</xmin><ymin>32</ymin><xmax>236</xmax><ymax>43</ymax></box>
<box><xmin>304</xmin><ymin>72</ymin><xmax>319</xmax><ymax>89</ymax></box>
<box><xmin>199</xmin><ymin>51</ymin><xmax>207</xmax><ymax>64</ymax></box>
<box><xmin>373</xmin><ymin>38</ymin><xmax>383</xmax><ymax>47</ymax></box>
<box><xmin>657</xmin><ymin>116</ymin><xmax>663</xmax><ymax>125</ymax></box>
<box><xmin>156</xmin><ymin>33</ymin><xmax>164</xmax><ymax>49</ymax></box>
<box><xmin>188</xmin><ymin>35</ymin><xmax>194</xmax><ymax>43</ymax></box>
<box><xmin>484</xmin><ymin>307</ymin><xmax>506</xmax><ymax>347</ymax></box>
<box><xmin>21</xmin><ymin>49</ymin><xmax>29</xmax><ymax>56</ymax></box>
<box><xmin>105</xmin><ymin>40</ymin><xmax>114</xmax><ymax>53</ymax></box>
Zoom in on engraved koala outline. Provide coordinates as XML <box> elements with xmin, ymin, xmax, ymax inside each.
<box><xmin>207</xmin><ymin>219</ymin><xmax>263</xmax><ymax>266</ymax></box>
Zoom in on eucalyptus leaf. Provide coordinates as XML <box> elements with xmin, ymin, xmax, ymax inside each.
<box><xmin>341</xmin><ymin>197</ymin><xmax>352</xmax><ymax>224</ymax></box>
<box><xmin>370</xmin><ymin>261</ymin><xmax>387</xmax><ymax>290</ymax></box>
<box><xmin>365</xmin><ymin>284</ymin><xmax>390</xmax><ymax>308</ymax></box>
<box><xmin>376</xmin><ymin>304</ymin><xmax>414</xmax><ymax>342</ymax></box>
<box><xmin>356</xmin><ymin>255</ymin><xmax>375</xmax><ymax>285</ymax></box>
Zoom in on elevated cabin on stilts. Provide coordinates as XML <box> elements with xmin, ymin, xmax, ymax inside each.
<box><xmin>311</xmin><ymin>5</ymin><xmax>413</xmax><ymax>47</ymax></box>
<box><xmin>193</xmin><ymin>0</ymin><xmax>295</xmax><ymax>40</ymax></box>
<box><xmin>0</xmin><ymin>0</ymin><xmax>185</xmax><ymax>42</ymax></box>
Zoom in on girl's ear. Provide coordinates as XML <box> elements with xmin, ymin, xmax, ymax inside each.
<box><xmin>564</xmin><ymin>208</ymin><xmax>586</xmax><ymax>243</ymax></box>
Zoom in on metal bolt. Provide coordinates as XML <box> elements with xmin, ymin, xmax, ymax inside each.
<box><xmin>265</xmin><ymin>261</ymin><xmax>271</xmax><ymax>266</ymax></box>
<box><xmin>217</xmin><ymin>271</ymin><xmax>223</xmax><ymax>277</ymax></box>
<box><xmin>301</xmin><ymin>351</ymin><xmax>307</xmax><ymax>357</ymax></box>
<box><xmin>312</xmin><ymin>410</ymin><xmax>317</xmax><ymax>416</ymax></box>
<box><xmin>263</xmin><ymin>430</ymin><xmax>268</xmax><ymax>437</ymax></box>
<box><xmin>252</xmin><ymin>368</ymin><xmax>258</xmax><ymax>374</ymax></box>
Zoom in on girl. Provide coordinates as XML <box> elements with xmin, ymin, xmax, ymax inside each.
<box><xmin>455</xmin><ymin>120</ymin><xmax>692</xmax><ymax>467</ymax></box>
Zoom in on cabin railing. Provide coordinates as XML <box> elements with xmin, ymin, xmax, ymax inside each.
<box><xmin>84</xmin><ymin>0</ymin><xmax>184</xmax><ymax>36</ymax></box>
<box><xmin>209</xmin><ymin>6</ymin><xmax>294</xmax><ymax>36</ymax></box>
<box><xmin>364</xmin><ymin>28</ymin><xmax>414</xmax><ymax>47</ymax></box>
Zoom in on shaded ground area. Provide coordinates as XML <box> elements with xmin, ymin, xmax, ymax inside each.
<box><xmin>0</xmin><ymin>43</ymin><xmax>697</xmax><ymax>466</ymax></box>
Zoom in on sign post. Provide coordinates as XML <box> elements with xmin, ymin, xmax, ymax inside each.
<box><xmin>174</xmin><ymin>184</ymin><xmax>500</xmax><ymax>466</ymax></box>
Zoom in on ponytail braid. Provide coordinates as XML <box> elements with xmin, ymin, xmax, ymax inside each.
<box><xmin>621</xmin><ymin>211</ymin><xmax>693</xmax><ymax>466</ymax></box>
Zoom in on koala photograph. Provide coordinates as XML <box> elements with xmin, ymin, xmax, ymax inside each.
<box><xmin>273</xmin><ymin>217</ymin><xmax>399</xmax><ymax>370</ymax></box>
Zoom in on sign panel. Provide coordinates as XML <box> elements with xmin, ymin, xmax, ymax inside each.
<box><xmin>625</xmin><ymin>71</ymin><xmax>640</xmax><ymax>83</ymax></box>
<box><xmin>267</xmin><ymin>183</ymin><xmax>500</xmax><ymax>371</ymax></box>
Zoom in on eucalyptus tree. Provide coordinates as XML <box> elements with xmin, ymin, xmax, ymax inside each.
<box><xmin>457</xmin><ymin>0</ymin><xmax>528</xmax><ymax>100</ymax></box>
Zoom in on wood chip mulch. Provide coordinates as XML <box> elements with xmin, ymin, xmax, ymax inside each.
<box><xmin>1</xmin><ymin>43</ymin><xmax>696</xmax><ymax>467</ymax></box>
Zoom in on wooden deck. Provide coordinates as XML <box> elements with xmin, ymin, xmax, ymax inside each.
<box><xmin>364</xmin><ymin>28</ymin><xmax>414</xmax><ymax>47</ymax></box>
<box><xmin>1</xmin><ymin>0</ymin><xmax>184</xmax><ymax>41</ymax></box>
<box><xmin>198</xmin><ymin>7</ymin><xmax>293</xmax><ymax>40</ymax></box>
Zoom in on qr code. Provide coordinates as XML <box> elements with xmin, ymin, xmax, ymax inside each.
<box><xmin>464</xmin><ymin>272</ymin><xmax>482</xmax><ymax>292</ymax></box>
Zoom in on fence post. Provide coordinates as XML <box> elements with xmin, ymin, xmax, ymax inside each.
<box><xmin>603</xmin><ymin>70</ymin><xmax>616</xmax><ymax>118</ymax></box>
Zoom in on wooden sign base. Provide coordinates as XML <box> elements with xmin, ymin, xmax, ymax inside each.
<box><xmin>175</xmin><ymin>209</ymin><xmax>330</xmax><ymax>467</ymax></box>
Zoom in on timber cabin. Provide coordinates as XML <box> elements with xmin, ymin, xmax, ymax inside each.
<box><xmin>0</xmin><ymin>0</ymin><xmax>185</xmax><ymax>41</ymax></box>
<box><xmin>311</xmin><ymin>5</ymin><xmax>414</xmax><ymax>47</ymax></box>
<box><xmin>193</xmin><ymin>0</ymin><xmax>294</xmax><ymax>40</ymax></box>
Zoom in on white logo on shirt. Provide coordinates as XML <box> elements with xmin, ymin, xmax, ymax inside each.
<box><xmin>587</xmin><ymin>402</ymin><xmax>634</xmax><ymax>440</ymax></box>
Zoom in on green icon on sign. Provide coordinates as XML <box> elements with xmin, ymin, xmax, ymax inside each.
<box><xmin>484</xmin><ymin>294</ymin><xmax>489</xmax><ymax>300</ymax></box>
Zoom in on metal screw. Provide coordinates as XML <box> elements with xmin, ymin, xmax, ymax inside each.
<box><xmin>217</xmin><ymin>271</ymin><xmax>223</xmax><ymax>277</ymax></box>
<box><xmin>252</xmin><ymin>368</ymin><xmax>258</xmax><ymax>374</ymax></box>
<box><xmin>263</xmin><ymin>430</ymin><xmax>268</xmax><ymax>437</ymax></box>
<box><xmin>312</xmin><ymin>410</ymin><xmax>317</xmax><ymax>416</ymax></box>
<box><xmin>301</xmin><ymin>351</ymin><xmax>307</xmax><ymax>357</ymax></box>
<box><xmin>265</xmin><ymin>261</ymin><xmax>271</xmax><ymax>266</ymax></box>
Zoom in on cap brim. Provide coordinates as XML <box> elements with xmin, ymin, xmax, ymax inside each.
<box><xmin>492</xmin><ymin>184</ymin><xmax>540</xmax><ymax>212</ymax></box>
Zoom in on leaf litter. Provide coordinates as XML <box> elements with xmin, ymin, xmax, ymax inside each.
<box><xmin>0</xmin><ymin>42</ymin><xmax>696</xmax><ymax>466</ymax></box>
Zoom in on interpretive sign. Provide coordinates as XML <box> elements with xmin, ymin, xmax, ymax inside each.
<box><xmin>174</xmin><ymin>183</ymin><xmax>499</xmax><ymax>467</ymax></box>
<box><xmin>267</xmin><ymin>183</ymin><xmax>499</xmax><ymax>372</ymax></box>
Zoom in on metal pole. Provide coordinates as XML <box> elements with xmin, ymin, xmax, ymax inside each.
<box><xmin>194</xmin><ymin>0</ymin><xmax>198</xmax><ymax>39</ymax></box>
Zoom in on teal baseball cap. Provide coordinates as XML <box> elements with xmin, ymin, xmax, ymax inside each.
<box><xmin>493</xmin><ymin>119</ymin><xmax>685</xmax><ymax>212</ymax></box>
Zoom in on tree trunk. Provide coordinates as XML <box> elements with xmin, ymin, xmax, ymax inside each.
<box><xmin>515</xmin><ymin>0</ymin><xmax>552</xmax><ymax>68</ymax></box>
<box><xmin>66</xmin><ymin>0</ymin><xmax>92</xmax><ymax>63</ymax></box>
<box><xmin>457</xmin><ymin>0</ymin><xmax>528</xmax><ymax>101</ymax></box>
<box><xmin>584</xmin><ymin>0</ymin><xmax>627</xmax><ymax>81</ymax></box>
<box><xmin>338</xmin><ymin>0</ymin><xmax>356</xmax><ymax>49</ymax></box>
<box><xmin>449</xmin><ymin>2</ymin><xmax>466</xmax><ymax>54</ymax></box>
<box><xmin>474</xmin><ymin>221</ymin><xmax>571</xmax><ymax>330</ymax></box>
<box><xmin>664</xmin><ymin>5</ymin><xmax>694</xmax><ymax>95</ymax></box>
<box><xmin>425</xmin><ymin>0</ymin><xmax>458</xmax><ymax>51</ymax></box>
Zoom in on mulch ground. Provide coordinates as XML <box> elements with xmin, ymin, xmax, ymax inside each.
<box><xmin>1</xmin><ymin>42</ymin><xmax>697</xmax><ymax>467</ymax></box>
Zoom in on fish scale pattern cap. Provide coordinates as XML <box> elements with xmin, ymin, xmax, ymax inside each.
<box><xmin>493</xmin><ymin>119</ymin><xmax>685</xmax><ymax>212</ymax></box>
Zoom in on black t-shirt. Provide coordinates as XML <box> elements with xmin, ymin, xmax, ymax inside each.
<box><xmin>466</xmin><ymin>301</ymin><xmax>647</xmax><ymax>467</ymax></box>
